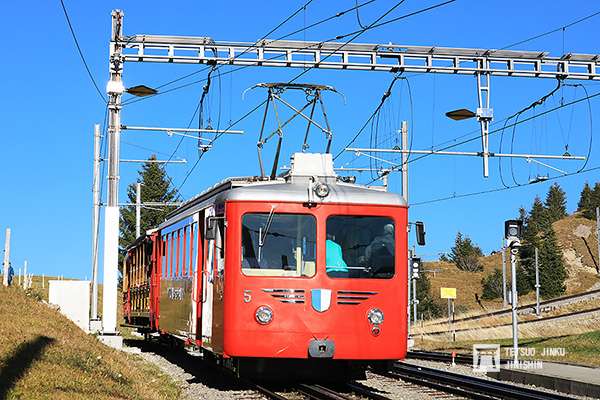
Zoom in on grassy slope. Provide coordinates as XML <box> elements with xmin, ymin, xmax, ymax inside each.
<box><xmin>0</xmin><ymin>286</ymin><xmax>179</xmax><ymax>400</ymax></box>
<box><xmin>424</xmin><ymin>215</ymin><xmax>600</xmax><ymax>314</ymax></box>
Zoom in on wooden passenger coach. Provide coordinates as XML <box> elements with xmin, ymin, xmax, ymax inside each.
<box><xmin>122</xmin><ymin>152</ymin><xmax>408</xmax><ymax>378</ymax></box>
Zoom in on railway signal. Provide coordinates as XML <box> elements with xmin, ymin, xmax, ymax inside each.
<box><xmin>504</xmin><ymin>219</ymin><xmax>523</xmax><ymax>366</ymax></box>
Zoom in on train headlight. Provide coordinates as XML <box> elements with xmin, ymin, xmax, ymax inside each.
<box><xmin>313</xmin><ymin>182</ymin><xmax>330</xmax><ymax>198</ymax></box>
<box><xmin>367</xmin><ymin>308</ymin><xmax>384</xmax><ymax>325</ymax></box>
<box><xmin>255</xmin><ymin>305</ymin><xmax>273</xmax><ymax>325</ymax></box>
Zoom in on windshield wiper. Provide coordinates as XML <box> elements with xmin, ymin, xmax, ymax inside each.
<box><xmin>258</xmin><ymin>205</ymin><xmax>276</xmax><ymax>262</ymax></box>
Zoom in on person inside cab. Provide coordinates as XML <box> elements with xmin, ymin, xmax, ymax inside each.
<box><xmin>365</xmin><ymin>223</ymin><xmax>395</xmax><ymax>275</ymax></box>
<box><xmin>326</xmin><ymin>232</ymin><xmax>348</xmax><ymax>277</ymax></box>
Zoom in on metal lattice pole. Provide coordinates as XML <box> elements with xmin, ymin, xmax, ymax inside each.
<box><xmin>502</xmin><ymin>245</ymin><xmax>507</xmax><ymax>307</ymax></box>
<box><xmin>101</xmin><ymin>9</ymin><xmax>124</xmax><ymax>338</ymax></box>
<box><xmin>510</xmin><ymin>247</ymin><xmax>519</xmax><ymax>365</ymax></box>
<box><xmin>91</xmin><ymin>124</ymin><xmax>101</xmax><ymax>320</ymax></box>
<box><xmin>401</xmin><ymin>122</ymin><xmax>411</xmax><ymax>343</ymax></box>
<box><xmin>136</xmin><ymin>183</ymin><xmax>141</xmax><ymax>238</ymax></box>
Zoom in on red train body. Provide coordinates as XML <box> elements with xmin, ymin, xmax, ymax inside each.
<box><xmin>122</xmin><ymin>153</ymin><xmax>408</xmax><ymax>378</ymax></box>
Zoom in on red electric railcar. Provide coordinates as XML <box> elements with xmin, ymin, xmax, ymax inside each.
<box><xmin>122</xmin><ymin>153</ymin><xmax>408</xmax><ymax>379</ymax></box>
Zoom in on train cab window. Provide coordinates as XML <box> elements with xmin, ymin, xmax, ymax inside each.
<box><xmin>241</xmin><ymin>213</ymin><xmax>316</xmax><ymax>277</ymax></box>
<box><xmin>326</xmin><ymin>216</ymin><xmax>395</xmax><ymax>279</ymax></box>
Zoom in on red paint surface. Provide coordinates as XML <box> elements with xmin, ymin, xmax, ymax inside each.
<box><xmin>125</xmin><ymin>199</ymin><xmax>408</xmax><ymax>361</ymax></box>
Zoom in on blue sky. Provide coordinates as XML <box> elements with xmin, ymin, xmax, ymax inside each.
<box><xmin>1</xmin><ymin>1</ymin><xmax>599</xmax><ymax>278</ymax></box>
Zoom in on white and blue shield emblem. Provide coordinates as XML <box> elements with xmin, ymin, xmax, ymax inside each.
<box><xmin>311</xmin><ymin>289</ymin><xmax>332</xmax><ymax>312</ymax></box>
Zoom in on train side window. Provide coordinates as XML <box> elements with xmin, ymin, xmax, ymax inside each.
<box><xmin>182</xmin><ymin>226</ymin><xmax>188</xmax><ymax>277</ymax></box>
<box><xmin>161</xmin><ymin>237</ymin><xmax>166</xmax><ymax>278</ymax></box>
<box><xmin>326</xmin><ymin>216</ymin><xmax>395</xmax><ymax>279</ymax></box>
<box><xmin>163</xmin><ymin>234</ymin><xmax>169</xmax><ymax>278</ymax></box>
<box><xmin>170</xmin><ymin>233</ymin><xmax>175</xmax><ymax>277</ymax></box>
<box><xmin>189</xmin><ymin>223</ymin><xmax>195</xmax><ymax>276</ymax></box>
<box><xmin>241</xmin><ymin>213</ymin><xmax>316</xmax><ymax>277</ymax></box>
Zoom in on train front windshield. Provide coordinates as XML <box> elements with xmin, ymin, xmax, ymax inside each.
<box><xmin>240</xmin><ymin>212</ymin><xmax>395</xmax><ymax>279</ymax></box>
<box><xmin>326</xmin><ymin>216</ymin><xmax>395</xmax><ymax>279</ymax></box>
<box><xmin>241</xmin><ymin>213</ymin><xmax>317</xmax><ymax>277</ymax></box>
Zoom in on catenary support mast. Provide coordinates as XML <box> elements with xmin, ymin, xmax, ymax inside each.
<box><xmin>100</xmin><ymin>9</ymin><xmax>124</xmax><ymax>346</ymax></box>
<box><xmin>91</xmin><ymin>124</ymin><xmax>101</xmax><ymax>321</ymax></box>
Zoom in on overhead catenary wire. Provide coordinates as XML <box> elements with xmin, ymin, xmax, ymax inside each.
<box><xmin>355</xmin><ymin>0</ymin><xmax>368</xmax><ymax>29</ymax></box>
<box><xmin>121</xmin><ymin>1</ymin><xmax>378</xmax><ymax>107</ymax></box>
<box><xmin>121</xmin><ymin>0</ymin><xmax>319</xmax><ymax>105</ymax></box>
<box><xmin>129</xmin><ymin>0</ymin><xmax>323</xmax><ymax>200</ymax></box>
<box><xmin>411</xmin><ymin>164</ymin><xmax>600</xmax><ymax>207</ymax></box>
<box><xmin>410</xmin><ymin>88</ymin><xmax>600</xmax><ymax>166</ymax></box>
<box><xmin>351</xmin><ymin>8</ymin><xmax>600</xmax><ymax>158</ymax></box>
<box><xmin>174</xmin><ymin>101</ymin><xmax>267</xmax><ymax>193</ymax></box>
<box><xmin>500</xmin><ymin>9</ymin><xmax>600</xmax><ymax>50</ymax></box>
<box><xmin>165</xmin><ymin>0</ymin><xmax>322</xmax><ymax>195</ymax></box>
<box><xmin>503</xmin><ymin>79</ymin><xmax>564</xmax><ymax>187</ymax></box>
<box><xmin>174</xmin><ymin>0</ymin><xmax>458</xmax><ymax>193</ymax></box>
<box><xmin>121</xmin><ymin>0</ymin><xmax>454</xmax><ymax>107</ymax></box>
<box><xmin>59</xmin><ymin>0</ymin><xmax>106</xmax><ymax>103</ymax></box>
<box><xmin>363</xmin><ymin>88</ymin><xmax>600</xmax><ymax>185</ymax></box>
<box><xmin>333</xmin><ymin>75</ymin><xmax>404</xmax><ymax>161</ymax></box>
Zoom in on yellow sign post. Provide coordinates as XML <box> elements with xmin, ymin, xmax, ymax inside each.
<box><xmin>440</xmin><ymin>287</ymin><xmax>457</xmax><ymax>299</ymax></box>
<box><xmin>440</xmin><ymin>287</ymin><xmax>457</xmax><ymax>341</ymax></box>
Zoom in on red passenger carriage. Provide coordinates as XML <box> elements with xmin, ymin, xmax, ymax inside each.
<box><xmin>122</xmin><ymin>153</ymin><xmax>408</xmax><ymax>379</ymax></box>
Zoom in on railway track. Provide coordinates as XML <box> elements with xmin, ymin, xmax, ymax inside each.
<box><xmin>253</xmin><ymin>382</ymin><xmax>393</xmax><ymax>400</ymax></box>
<box><xmin>389</xmin><ymin>362</ymin><xmax>575</xmax><ymax>400</ymax></box>
<box><xmin>407</xmin><ymin>350</ymin><xmax>475</xmax><ymax>365</ymax></box>
<box><xmin>423</xmin><ymin>289</ymin><xmax>600</xmax><ymax>328</ymax></box>
<box><xmin>418</xmin><ymin>306</ymin><xmax>600</xmax><ymax>337</ymax></box>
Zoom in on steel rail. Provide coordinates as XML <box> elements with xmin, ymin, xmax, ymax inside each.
<box><xmin>407</xmin><ymin>350</ymin><xmax>475</xmax><ymax>365</ymax></box>
<box><xmin>345</xmin><ymin>382</ymin><xmax>393</xmax><ymax>400</ymax></box>
<box><xmin>249</xmin><ymin>383</ymin><xmax>290</xmax><ymax>400</ymax></box>
<box><xmin>296</xmin><ymin>384</ymin><xmax>355</xmax><ymax>400</ymax></box>
<box><xmin>391</xmin><ymin>362</ymin><xmax>575</xmax><ymax>400</ymax></box>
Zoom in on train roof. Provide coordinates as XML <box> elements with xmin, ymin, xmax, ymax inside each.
<box><xmin>159</xmin><ymin>153</ymin><xmax>405</xmax><ymax>229</ymax></box>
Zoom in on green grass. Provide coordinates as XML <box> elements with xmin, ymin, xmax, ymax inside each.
<box><xmin>0</xmin><ymin>285</ymin><xmax>180</xmax><ymax>400</ymax></box>
<box><xmin>416</xmin><ymin>330</ymin><xmax>600</xmax><ymax>367</ymax></box>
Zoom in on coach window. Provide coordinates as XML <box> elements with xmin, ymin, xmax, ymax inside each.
<box><xmin>326</xmin><ymin>216</ymin><xmax>395</xmax><ymax>279</ymax></box>
<box><xmin>241</xmin><ymin>213</ymin><xmax>316</xmax><ymax>277</ymax></box>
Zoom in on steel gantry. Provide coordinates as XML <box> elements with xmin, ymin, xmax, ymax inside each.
<box><xmin>117</xmin><ymin>34</ymin><xmax>599</xmax><ymax>175</ymax></box>
<box><xmin>98</xmin><ymin>9</ymin><xmax>599</xmax><ymax>344</ymax></box>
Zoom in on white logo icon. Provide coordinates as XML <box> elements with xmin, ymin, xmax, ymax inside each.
<box><xmin>473</xmin><ymin>344</ymin><xmax>500</xmax><ymax>372</ymax></box>
<box><xmin>311</xmin><ymin>289</ymin><xmax>332</xmax><ymax>312</ymax></box>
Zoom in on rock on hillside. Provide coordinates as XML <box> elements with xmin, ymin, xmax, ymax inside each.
<box><xmin>553</xmin><ymin>215</ymin><xmax>600</xmax><ymax>292</ymax></box>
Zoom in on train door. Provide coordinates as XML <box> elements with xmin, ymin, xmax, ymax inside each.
<box><xmin>211</xmin><ymin>207</ymin><xmax>226</xmax><ymax>353</ymax></box>
<box><xmin>201</xmin><ymin>207</ymin><xmax>215</xmax><ymax>349</ymax></box>
<box><xmin>192</xmin><ymin>210</ymin><xmax>204</xmax><ymax>341</ymax></box>
<box><xmin>188</xmin><ymin>214</ymin><xmax>200</xmax><ymax>339</ymax></box>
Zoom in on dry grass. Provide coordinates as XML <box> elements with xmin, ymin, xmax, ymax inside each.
<box><xmin>417</xmin><ymin>298</ymin><xmax>600</xmax><ymax>334</ymax></box>
<box><xmin>415</xmin><ymin>309</ymin><xmax>600</xmax><ymax>342</ymax></box>
<box><xmin>0</xmin><ymin>285</ymin><xmax>179</xmax><ymax>400</ymax></box>
<box><xmin>415</xmin><ymin>330</ymin><xmax>600</xmax><ymax>367</ymax></box>
<box><xmin>423</xmin><ymin>216</ymin><xmax>600</xmax><ymax>318</ymax></box>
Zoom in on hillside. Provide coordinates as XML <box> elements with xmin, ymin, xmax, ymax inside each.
<box><xmin>0</xmin><ymin>285</ymin><xmax>179</xmax><ymax>400</ymax></box>
<box><xmin>423</xmin><ymin>214</ymin><xmax>600</xmax><ymax>314</ymax></box>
